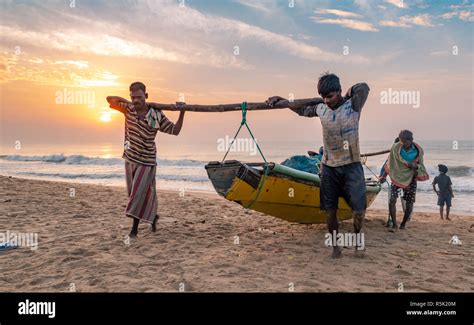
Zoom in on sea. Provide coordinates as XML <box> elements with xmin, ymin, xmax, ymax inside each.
<box><xmin>1</xmin><ymin>140</ymin><xmax>472</xmax><ymax>215</ymax></box>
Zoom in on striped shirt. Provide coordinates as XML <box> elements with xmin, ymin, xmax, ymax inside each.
<box><xmin>298</xmin><ymin>83</ymin><xmax>369</xmax><ymax>167</ymax></box>
<box><xmin>122</xmin><ymin>104</ymin><xmax>175</xmax><ymax>166</ymax></box>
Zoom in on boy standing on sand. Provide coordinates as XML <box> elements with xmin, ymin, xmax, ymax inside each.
<box><xmin>433</xmin><ymin>164</ymin><xmax>454</xmax><ymax>220</ymax></box>
<box><xmin>266</xmin><ymin>72</ymin><xmax>369</xmax><ymax>258</ymax></box>
<box><xmin>107</xmin><ymin>82</ymin><xmax>185</xmax><ymax>238</ymax></box>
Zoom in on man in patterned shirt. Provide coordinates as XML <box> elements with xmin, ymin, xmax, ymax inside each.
<box><xmin>267</xmin><ymin>72</ymin><xmax>370</xmax><ymax>258</ymax></box>
<box><xmin>107</xmin><ymin>82</ymin><xmax>185</xmax><ymax>238</ymax></box>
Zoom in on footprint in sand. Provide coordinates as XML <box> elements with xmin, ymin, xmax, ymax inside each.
<box><xmin>72</xmin><ymin>214</ymin><xmax>89</xmax><ymax>218</ymax></box>
<box><xmin>61</xmin><ymin>256</ymin><xmax>82</xmax><ymax>263</ymax></box>
<box><xmin>392</xmin><ymin>269</ymin><xmax>412</xmax><ymax>276</ymax></box>
<box><xmin>69</xmin><ymin>248</ymin><xmax>95</xmax><ymax>257</ymax></box>
<box><xmin>464</xmin><ymin>266</ymin><xmax>474</xmax><ymax>273</ymax></box>
<box><xmin>160</xmin><ymin>216</ymin><xmax>179</xmax><ymax>223</ymax></box>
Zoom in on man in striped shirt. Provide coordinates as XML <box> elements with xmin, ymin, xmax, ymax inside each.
<box><xmin>107</xmin><ymin>82</ymin><xmax>185</xmax><ymax>238</ymax></box>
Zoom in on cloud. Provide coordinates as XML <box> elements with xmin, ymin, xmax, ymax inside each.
<box><xmin>0</xmin><ymin>25</ymin><xmax>183</xmax><ymax>61</ymax></box>
<box><xmin>380</xmin><ymin>14</ymin><xmax>435</xmax><ymax>28</ymax></box>
<box><xmin>354</xmin><ymin>0</ymin><xmax>371</xmax><ymax>9</ymax></box>
<box><xmin>1</xmin><ymin>0</ymin><xmax>372</xmax><ymax>70</ymax></box>
<box><xmin>379</xmin><ymin>20</ymin><xmax>410</xmax><ymax>28</ymax></box>
<box><xmin>384</xmin><ymin>0</ymin><xmax>407</xmax><ymax>8</ymax></box>
<box><xmin>53</xmin><ymin>61</ymin><xmax>89</xmax><ymax>69</ymax></box>
<box><xmin>140</xmin><ymin>2</ymin><xmax>370</xmax><ymax>64</ymax></box>
<box><xmin>314</xmin><ymin>9</ymin><xmax>361</xmax><ymax>18</ymax></box>
<box><xmin>234</xmin><ymin>0</ymin><xmax>274</xmax><ymax>14</ymax></box>
<box><xmin>228</xmin><ymin>20</ymin><xmax>370</xmax><ymax>62</ymax></box>
<box><xmin>440</xmin><ymin>3</ymin><xmax>474</xmax><ymax>22</ymax></box>
<box><xmin>312</xmin><ymin>17</ymin><xmax>378</xmax><ymax>32</ymax></box>
<box><xmin>0</xmin><ymin>51</ymin><xmax>120</xmax><ymax>87</ymax></box>
<box><xmin>312</xmin><ymin>8</ymin><xmax>377</xmax><ymax>32</ymax></box>
<box><xmin>0</xmin><ymin>24</ymin><xmax>252</xmax><ymax>70</ymax></box>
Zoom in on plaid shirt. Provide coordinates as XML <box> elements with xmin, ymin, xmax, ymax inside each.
<box><xmin>298</xmin><ymin>83</ymin><xmax>370</xmax><ymax>167</ymax></box>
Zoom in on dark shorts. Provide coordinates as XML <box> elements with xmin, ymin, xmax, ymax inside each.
<box><xmin>320</xmin><ymin>162</ymin><xmax>367</xmax><ymax>211</ymax></box>
<box><xmin>437</xmin><ymin>194</ymin><xmax>452</xmax><ymax>207</ymax></box>
<box><xmin>390</xmin><ymin>180</ymin><xmax>417</xmax><ymax>204</ymax></box>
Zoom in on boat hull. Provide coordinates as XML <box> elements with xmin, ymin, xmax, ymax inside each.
<box><xmin>205</xmin><ymin>160</ymin><xmax>381</xmax><ymax>224</ymax></box>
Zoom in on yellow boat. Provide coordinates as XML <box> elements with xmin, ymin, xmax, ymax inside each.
<box><xmin>205</xmin><ymin>160</ymin><xmax>381</xmax><ymax>224</ymax></box>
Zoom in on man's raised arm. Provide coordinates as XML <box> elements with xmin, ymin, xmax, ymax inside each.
<box><xmin>106</xmin><ymin>96</ymin><xmax>131</xmax><ymax>114</ymax></box>
<box><xmin>266</xmin><ymin>96</ymin><xmax>324</xmax><ymax>117</ymax></box>
<box><xmin>345</xmin><ymin>83</ymin><xmax>370</xmax><ymax>112</ymax></box>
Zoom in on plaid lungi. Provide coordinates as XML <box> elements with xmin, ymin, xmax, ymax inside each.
<box><xmin>125</xmin><ymin>160</ymin><xmax>157</xmax><ymax>224</ymax></box>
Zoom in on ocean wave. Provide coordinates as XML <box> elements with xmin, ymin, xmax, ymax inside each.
<box><xmin>15</xmin><ymin>171</ymin><xmax>209</xmax><ymax>183</ymax></box>
<box><xmin>364</xmin><ymin>165</ymin><xmax>473</xmax><ymax>178</ymax></box>
<box><xmin>0</xmin><ymin>154</ymin><xmax>122</xmax><ymax>165</ymax></box>
<box><xmin>414</xmin><ymin>187</ymin><xmax>474</xmax><ymax>194</ymax></box>
<box><xmin>425</xmin><ymin>165</ymin><xmax>474</xmax><ymax>177</ymax></box>
<box><xmin>156</xmin><ymin>158</ymin><xmax>205</xmax><ymax>167</ymax></box>
<box><xmin>156</xmin><ymin>174</ymin><xmax>209</xmax><ymax>182</ymax></box>
<box><xmin>16</xmin><ymin>172</ymin><xmax>123</xmax><ymax>179</ymax></box>
<box><xmin>417</xmin><ymin>179</ymin><xmax>474</xmax><ymax>193</ymax></box>
<box><xmin>0</xmin><ymin>154</ymin><xmax>206</xmax><ymax>167</ymax></box>
<box><xmin>0</xmin><ymin>154</ymin><xmax>69</xmax><ymax>163</ymax></box>
<box><xmin>3</xmin><ymin>155</ymin><xmax>471</xmax><ymax>175</ymax></box>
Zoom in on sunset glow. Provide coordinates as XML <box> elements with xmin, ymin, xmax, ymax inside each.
<box><xmin>0</xmin><ymin>0</ymin><xmax>472</xmax><ymax>146</ymax></box>
<box><xmin>99</xmin><ymin>111</ymin><xmax>112</xmax><ymax>123</ymax></box>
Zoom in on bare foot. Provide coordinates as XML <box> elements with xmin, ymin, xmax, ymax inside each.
<box><xmin>446</xmin><ymin>217</ymin><xmax>451</xmax><ymax>221</ymax></box>
<box><xmin>353</xmin><ymin>213</ymin><xmax>364</xmax><ymax>233</ymax></box>
<box><xmin>151</xmin><ymin>214</ymin><xmax>159</xmax><ymax>232</ymax></box>
<box><xmin>331</xmin><ymin>246</ymin><xmax>342</xmax><ymax>259</ymax></box>
<box><xmin>355</xmin><ymin>247</ymin><xmax>366</xmax><ymax>258</ymax></box>
<box><xmin>389</xmin><ymin>225</ymin><xmax>398</xmax><ymax>233</ymax></box>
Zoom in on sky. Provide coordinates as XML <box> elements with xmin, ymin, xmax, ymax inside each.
<box><xmin>0</xmin><ymin>0</ymin><xmax>473</xmax><ymax>150</ymax></box>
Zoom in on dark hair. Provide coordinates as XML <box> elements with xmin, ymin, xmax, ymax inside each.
<box><xmin>129</xmin><ymin>82</ymin><xmax>146</xmax><ymax>92</ymax></box>
<box><xmin>399</xmin><ymin>130</ymin><xmax>413</xmax><ymax>141</ymax></box>
<box><xmin>317</xmin><ymin>72</ymin><xmax>341</xmax><ymax>96</ymax></box>
<box><xmin>394</xmin><ymin>137</ymin><xmax>400</xmax><ymax>143</ymax></box>
<box><xmin>438</xmin><ymin>164</ymin><xmax>448</xmax><ymax>173</ymax></box>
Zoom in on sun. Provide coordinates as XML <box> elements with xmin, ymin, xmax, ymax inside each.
<box><xmin>99</xmin><ymin>111</ymin><xmax>112</xmax><ymax>123</ymax></box>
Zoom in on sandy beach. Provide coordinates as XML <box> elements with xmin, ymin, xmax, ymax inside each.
<box><xmin>0</xmin><ymin>175</ymin><xmax>472</xmax><ymax>292</ymax></box>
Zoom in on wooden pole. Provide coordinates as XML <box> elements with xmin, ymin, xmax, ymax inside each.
<box><xmin>360</xmin><ymin>149</ymin><xmax>390</xmax><ymax>157</ymax></box>
<box><xmin>150</xmin><ymin>98</ymin><xmax>320</xmax><ymax>112</ymax></box>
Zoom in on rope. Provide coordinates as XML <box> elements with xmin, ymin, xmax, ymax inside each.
<box><xmin>361</xmin><ymin>156</ymin><xmax>380</xmax><ymax>180</ymax></box>
<box><xmin>221</xmin><ymin>102</ymin><xmax>268</xmax><ymax>209</ymax></box>
<box><xmin>362</xmin><ymin>156</ymin><xmax>393</xmax><ymax>225</ymax></box>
